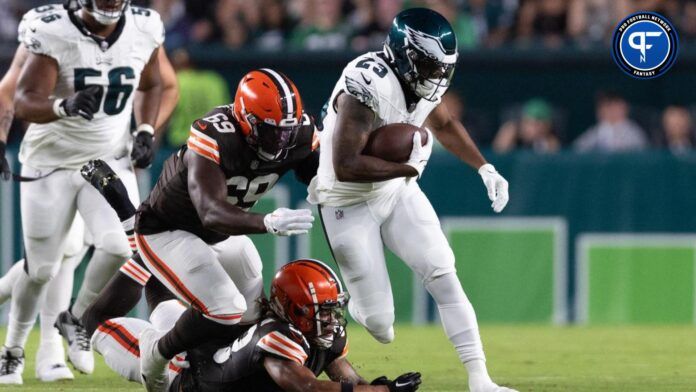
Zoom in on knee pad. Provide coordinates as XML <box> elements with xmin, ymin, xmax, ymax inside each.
<box><xmin>364</xmin><ymin>313</ymin><xmax>395</xmax><ymax>343</ymax></box>
<box><xmin>239</xmin><ymin>237</ymin><xmax>262</xmax><ymax>280</ymax></box>
<box><xmin>30</xmin><ymin>262</ymin><xmax>60</xmax><ymax>285</ymax></box>
<box><xmin>95</xmin><ymin>231</ymin><xmax>131</xmax><ymax>258</ymax></box>
<box><xmin>421</xmin><ymin>246</ymin><xmax>456</xmax><ymax>283</ymax></box>
<box><xmin>425</xmin><ymin>272</ymin><xmax>468</xmax><ymax>306</ymax></box>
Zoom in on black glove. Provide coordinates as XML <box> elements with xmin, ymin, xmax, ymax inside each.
<box><xmin>370</xmin><ymin>376</ymin><xmax>392</xmax><ymax>386</ymax></box>
<box><xmin>61</xmin><ymin>85</ymin><xmax>101</xmax><ymax>120</ymax></box>
<box><xmin>131</xmin><ymin>130</ymin><xmax>154</xmax><ymax>169</ymax></box>
<box><xmin>81</xmin><ymin>159</ymin><xmax>136</xmax><ymax>221</ymax></box>
<box><xmin>0</xmin><ymin>141</ymin><xmax>10</xmax><ymax>181</ymax></box>
<box><xmin>387</xmin><ymin>372</ymin><xmax>422</xmax><ymax>392</ymax></box>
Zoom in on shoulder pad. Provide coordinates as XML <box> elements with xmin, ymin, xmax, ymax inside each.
<box><xmin>17</xmin><ymin>4</ymin><xmax>61</xmax><ymax>43</ymax></box>
<box><xmin>343</xmin><ymin>67</ymin><xmax>380</xmax><ymax>113</ymax></box>
<box><xmin>22</xmin><ymin>9</ymin><xmax>70</xmax><ymax>60</ymax></box>
<box><xmin>129</xmin><ymin>6</ymin><xmax>165</xmax><ymax>46</ymax></box>
<box><xmin>256</xmin><ymin>321</ymin><xmax>309</xmax><ymax>365</ymax></box>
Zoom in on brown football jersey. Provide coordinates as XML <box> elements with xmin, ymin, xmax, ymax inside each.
<box><xmin>135</xmin><ymin>105</ymin><xmax>319</xmax><ymax>244</ymax></box>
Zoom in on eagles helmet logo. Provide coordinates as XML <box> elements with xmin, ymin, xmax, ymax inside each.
<box><xmin>404</xmin><ymin>26</ymin><xmax>457</xmax><ymax>64</ymax></box>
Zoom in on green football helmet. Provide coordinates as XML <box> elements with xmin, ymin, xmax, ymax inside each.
<box><xmin>383</xmin><ymin>8</ymin><xmax>458</xmax><ymax>102</ymax></box>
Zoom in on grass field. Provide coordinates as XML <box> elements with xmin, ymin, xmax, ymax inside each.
<box><xmin>1</xmin><ymin>324</ymin><xmax>695</xmax><ymax>391</ymax></box>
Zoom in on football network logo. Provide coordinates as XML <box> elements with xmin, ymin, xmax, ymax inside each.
<box><xmin>612</xmin><ymin>12</ymin><xmax>678</xmax><ymax>79</ymax></box>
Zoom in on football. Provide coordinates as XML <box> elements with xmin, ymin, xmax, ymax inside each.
<box><xmin>362</xmin><ymin>123</ymin><xmax>429</xmax><ymax>163</ymax></box>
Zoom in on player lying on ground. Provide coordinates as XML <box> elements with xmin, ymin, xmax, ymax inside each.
<box><xmin>77</xmin><ymin>69</ymin><xmax>319</xmax><ymax>391</ymax></box>
<box><xmin>92</xmin><ymin>258</ymin><xmax>422</xmax><ymax>392</ymax></box>
<box><xmin>308</xmin><ymin>7</ymin><xmax>514</xmax><ymax>392</ymax></box>
<box><xmin>0</xmin><ymin>1</ymin><xmax>178</xmax><ymax>381</ymax></box>
<box><xmin>0</xmin><ymin>0</ymin><xmax>178</xmax><ymax>384</ymax></box>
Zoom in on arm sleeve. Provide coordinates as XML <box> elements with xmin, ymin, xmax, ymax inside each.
<box><xmin>294</xmin><ymin>150</ymin><xmax>319</xmax><ymax>185</ymax></box>
<box><xmin>256</xmin><ymin>331</ymin><xmax>309</xmax><ymax>366</ymax></box>
<box><xmin>187</xmin><ymin>119</ymin><xmax>221</xmax><ymax>165</ymax></box>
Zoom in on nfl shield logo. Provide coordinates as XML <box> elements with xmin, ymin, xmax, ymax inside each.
<box><xmin>335</xmin><ymin>210</ymin><xmax>344</xmax><ymax>220</ymax></box>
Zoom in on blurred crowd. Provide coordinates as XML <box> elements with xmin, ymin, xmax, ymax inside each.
<box><xmin>0</xmin><ymin>0</ymin><xmax>695</xmax><ymax>155</ymax></box>
<box><xmin>2</xmin><ymin>0</ymin><xmax>696</xmax><ymax>50</ymax></box>
<box><xmin>467</xmin><ymin>91</ymin><xmax>696</xmax><ymax>154</ymax></box>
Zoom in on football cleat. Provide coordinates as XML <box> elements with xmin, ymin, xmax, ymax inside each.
<box><xmin>55</xmin><ymin>310</ymin><xmax>94</xmax><ymax>374</ymax></box>
<box><xmin>0</xmin><ymin>346</ymin><xmax>24</xmax><ymax>384</ymax></box>
<box><xmin>36</xmin><ymin>340</ymin><xmax>74</xmax><ymax>382</ymax></box>
<box><xmin>139</xmin><ymin>328</ymin><xmax>169</xmax><ymax>392</ymax></box>
<box><xmin>81</xmin><ymin>159</ymin><xmax>135</xmax><ymax>220</ymax></box>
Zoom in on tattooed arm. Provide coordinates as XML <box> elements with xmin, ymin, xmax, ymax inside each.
<box><xmin>0</xmin><ymin>46</ymin><xmax>29</xmax><ymax>179</ymax></box>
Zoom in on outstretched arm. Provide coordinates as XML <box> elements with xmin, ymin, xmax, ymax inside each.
<box><xmin>265</xmin><ymin>357</ymin><xmax>422</xmax><ymax>392</ymax></box>
<box><xmin>185</xmin><ymin>150</ymin><xmax>267</xmax><ymax>235</ymax></box>
<box><xmin>324</xmin><ymin>357</ymin><xmax>369</xmax><ymax>385</ymax></box>
<box><xmin>332</xmin><ymin>94</ymin><xmax>418</xmax><ymax>182</ymax></box>
<box><xmin>425</xmin><ymin>102</ymin><xmax>486</xmax><ymax>169</ymax></box>
<box><xmin>265</xmin><ymin>357</ymin><xmax>387</xmax><ymax>392</ymax></box>
<box><xmin>426</xmin><ymin>103</ymin><xmax>509</xmax><ymax>213</ymax></box>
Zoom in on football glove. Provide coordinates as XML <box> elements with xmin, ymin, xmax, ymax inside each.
<box><xmin>405</xmin><ymin>129</ymin><xmax>433</xmax><ymax>179</ymax></box>
<box><xmin>0</xmin><ymin>141</ymin><xmax>10</xmax><ymax>181</ymax></box>
<box><xmin>81</xmin><ymin>159</ymin><xmax>135</xmax><ymax>221</ymax></box>
<box><xmin>131</xmin><ymin>129</ymin><xmax>155</xmax><ymax>169</ymax></box>
<box><xmin>478</xmin><ymin>163</ymin><xmax>509</xmax><ymax>213</ymax></box>
<box><xmin>59</xmin><ymin>85</ymin><xmax>101</xmax><ymax>120</ymax></box>
<box><xmin>264</xmin><ymin>208</ymin><xmax>314</xmax><ymax>236</ymax></box>
<box><xmin>388</xmin><ymin>372</ymin><xmax>422</xmax><ymax>392</ymax></box>
<box><xmin>370</xmin><ymin>376</ymin><xmax>392</xmax><ymax>385</ymax></box>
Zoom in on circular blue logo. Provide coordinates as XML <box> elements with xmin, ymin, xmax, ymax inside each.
<box><xmin>612</xmin><ymin>12</ymin><xmax>678</xmax><ymax>79</ymax></box>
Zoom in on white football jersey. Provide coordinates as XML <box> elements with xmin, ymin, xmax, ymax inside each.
<box><xmin>18</xmin><ymin>6</ymin><xmax>164</xmax><ymax>169</ymax></box>
<box><xmin>307</xmin><ymin>51</ymin><xmax>440</xmax><ymax>207</ymax></box>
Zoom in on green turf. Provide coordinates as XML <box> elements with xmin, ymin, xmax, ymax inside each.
<box><xmin>1</xmin><ymin>325</ymin><xmax>695</xmax><ymax>391</ymax></box>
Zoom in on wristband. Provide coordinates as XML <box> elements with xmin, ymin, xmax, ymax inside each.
<box><xmin>135</xmin><ymin>123</ymin><xmax>155</xmax><ymax>136</ymax></box>
<box><xmin>52</xmin><ymin>99</ymin><xmax>67</xmax><ymax>118</ymax></box>
<box><xmin>340</xmin><ymin>382</ymin><xmax>354</xmax><ymax>392</ymax></box>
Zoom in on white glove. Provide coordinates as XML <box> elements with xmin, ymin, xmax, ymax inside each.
<box><xmin>264</xmin><ymin>208</ymin><xmax>314</xmax><ymax>236</ymax></box>
<box><xmin>405</xmin><ymin>128</ymin><xmax>434</xmax><ymax>179</ymax></box>
<box><xmin>478</xmin><ymin>163</ymin><xmax>509</xmax><ymax>213</ymax></box>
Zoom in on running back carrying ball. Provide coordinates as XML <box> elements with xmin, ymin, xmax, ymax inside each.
<box><xmin>362</xmin><ymin>123</ymin><xmax>429</xmax><ymax>163</ymax></box>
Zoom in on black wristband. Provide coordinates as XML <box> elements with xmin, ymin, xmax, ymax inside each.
<box><xmin>0</xmin><ymin>140</ymin><xmax>6</xmax><ymax>153</ymax></box>
<box><xmin>340</xmin><ymin>382</ymin><xmax>354</xmax><ymax>392</ymax></box>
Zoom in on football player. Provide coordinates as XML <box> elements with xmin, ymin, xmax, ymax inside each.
<box><xmin>0</xmin><ymin>0</ymin><xmax>166</xmax><ymax>384</ymax></box>
<box><xmin>92</xmin><ymin>258</ymin><xmax>423</xmax><ymax>392</ymax></box>
<box><xmin>82</xmin><ymin>69</ymin><xmax>318</xmax><ymax>391</ymax></box>
<box><xmin>307</xmin><ymin>8</ymin><xmax>514</xmax><ymax>392</ymax></box>
<box><xmin>0</xmin><ymin>2</ymin><xmax>179</xmax><ymax>382</ymax></box>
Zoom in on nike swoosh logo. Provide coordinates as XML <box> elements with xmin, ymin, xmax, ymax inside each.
<box><xmin>361</xmin><ymin>73</ymin><xmax>372</xmax><ymax>85</ymax></box>
<box><xmin>196</xmin><ymin>121</ymin><xmax>208</xmax><ymax>130</ymax></box>
<box><xmin>395</xmin><ymin>381</ymin><xmax>410</xmax><ymax>387</ymax></box>
<box><xmin>30</xmin><ymin>28</ymin><xmax>36</xmax><ymax>33</ymax></box>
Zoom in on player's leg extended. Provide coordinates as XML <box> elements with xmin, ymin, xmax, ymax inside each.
<box><xmin>0</xmin><ymin>169</ymin><xmax>77</xmax><ymax>384</ymax></box>
<box><xmin>211</xmin><ymin>235</ymin><xmax>265</xmax><ymax>323</ymax></box>
<box><xmin>382</xmin><ymin>183</ymin><xmax>513</xmax><ymax>392</ymax></box>
<box><xmin>36</xmin><ymin>215</ymin><xmax>87</xmax><ymax>381</ymax></box>
<box><xmin>136</xmin><ymin>230</ymin><xmax>247</xmax><ymax>389</ymax></box>
<box><xmin>318</xmin><ymin>203</ymin><xmax>396</xmax><ymax>343</ymax></box>
<box><xmin>72</xmin><ymin>158</ymin><xmax>138</xmax><ymax>319</ymax></box>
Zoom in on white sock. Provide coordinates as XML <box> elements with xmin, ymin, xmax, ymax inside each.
<box><xmin>0</xmin><ymin>261</ymin><xmax>26</xmax><ymax>304</ymax></box>
<box><xmin>40</xmin><ymin>249</ymin><xmax>84</xmax><ymax>344</ymax></box>
<box><xmin>465</xmin><ymin>359</ymin><xmax>494</xmax><ymax>389</ymax></box>
<box><xmin>5</xmin><ymin>273</ymin><xmax>47</xmax><ymax>348</ymax></box>
<box><xmin>425</xmin><ymin>272</ymin><xmax>485</xmax><ymax>363</ymax></box>
<box><xmin>72</xmin><ymin>249</ymin><xmax>125</xmax><ymax>319</ymax></box>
